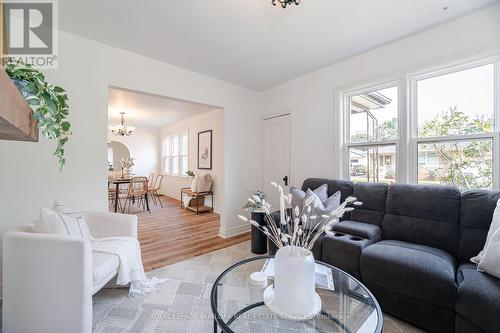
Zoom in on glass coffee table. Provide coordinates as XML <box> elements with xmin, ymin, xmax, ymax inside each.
<box><xmin>211</xmin><ymin>256</ymin><xmax>382</xmax><ymax>333</ymax></box>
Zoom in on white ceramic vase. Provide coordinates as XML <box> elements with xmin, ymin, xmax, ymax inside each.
<box><xmin>274</xmin><ymin>246</ymin><xmax>316</xmax><ymax>317</ymax></box>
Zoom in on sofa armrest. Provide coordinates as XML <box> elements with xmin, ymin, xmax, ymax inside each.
<box><xmin>84</xmin><ymin>211</ymin><xmax>137</xmax><ymax>239</ymax></box>
<box><xmin>3</xmin><ymin>230</ymin><xmax>93</xmax><ymax>333</ymax></box>
<box><xmin>332</xmin><ymin>220</ymin><xmax>381</xmax><ymax>241</ymax></box>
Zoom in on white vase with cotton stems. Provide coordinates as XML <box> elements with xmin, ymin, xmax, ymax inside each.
<box><xmin>238</xmin><ymin>182</ymin><xmax>361</xmax><ymax>320</ymax></box>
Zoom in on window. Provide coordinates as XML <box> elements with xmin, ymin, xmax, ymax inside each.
<box><xmin>342</xmin><ymin>57</ymin><xmax>499</xmax><ymax>190</ymax></box>
<box><xmin>345</xmin><ymin>85</ymin><xmax>399</xmax><ymax>184</ymax></box>
<box><xmin>414</xmin><ymin>63</ymin><xmax>495</xmax><ymax>189</ymax></box>
<box><xmin>163</xmin><ymin>132</ymin><xmax>188</xmax><ymax>176</ymax></box>
<box><xmin>417</xmin><ymin>139</ymin><xmax>493</xmax><ymax>189</ymax></box>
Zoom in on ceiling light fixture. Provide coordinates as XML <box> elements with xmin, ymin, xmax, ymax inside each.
<box><xmin>110</xmin><ymin>112</ymin><xmax>135</xmax><ymax>136</ymax></box>
<box><xmin>272</xmin><ymin>0</ymin><xmax>300</xmax><ymax>9</ymax></box>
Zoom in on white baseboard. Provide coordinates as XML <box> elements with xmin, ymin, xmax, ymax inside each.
<box><xmin>158</xmin><ymin>192</ymin><xmax>178</xmax><ymax>200</ymax></box>
<box><xmin>219</xmin><ymin>224</ymin><xmax>250</xmax><ymax>238</ymax></box>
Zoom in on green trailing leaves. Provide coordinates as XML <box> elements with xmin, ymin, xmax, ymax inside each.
<box><xmin>419</xmin><ymin>106</ymin><xmax>493</xmax><ymax>190</ymax></box>
<box><xmin>5</xmin><ymin>61</ymin><xmax>71</xmax><ymax>171</ymax></box>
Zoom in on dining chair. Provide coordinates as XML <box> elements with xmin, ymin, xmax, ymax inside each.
<box><xmin>149</xmin><ymin>174</ymin><xmax>164</xmax><ymax>208</ymax></box>
<box><xmin>147</xmin><ymin>172</ymin><xmax>155</xmax><ymax>190</ymax></box>
<box><xmin>122</xmin><ymin>176</ymin><xmax>150</xmax><ymax>213</ymax></box>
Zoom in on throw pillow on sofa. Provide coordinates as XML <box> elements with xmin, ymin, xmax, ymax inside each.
<box><xmin>305</xmin><ymin>189</ymin><xmax>341</xmax><ymax>220</ymax></box>
<box><xmin>291</xmin><ymin>184</ymin><xmax>328</xmax><ymax>211</ymax></box>
<box><xmin>471</xmin><ymin>198</ymin><xmax>500</xmax><ymax>264</ymax></box>
<box><xmin>477</xmin><ymin>228</ymin><xmax>500</xmax><ymax>279</ymax></box>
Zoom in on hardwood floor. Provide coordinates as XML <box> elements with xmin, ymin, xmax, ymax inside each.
<box><xmin>116</xmin><ymin>195</ymin><xmax>250</xmax><ymax>272</ymax></box>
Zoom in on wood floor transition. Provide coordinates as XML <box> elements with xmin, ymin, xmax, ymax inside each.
<box><xmin>114</xmin><ymin>195</ymin><xmax>250</xmax><ymax>271</ymax></box>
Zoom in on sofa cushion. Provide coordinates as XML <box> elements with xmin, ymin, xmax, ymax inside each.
<box><xmin>360</xmin><ymin>240</ymin><xmax>457</xmax><ymax>309</ymax></box>
<box><xmin>301</xmin><ymin>178</ymin><xmax>354</xmax><ymax>220</ymax></box>
<box><xmin>459</xmin><ymin>189</ymin><xmax>500</xmax><ymax>263</ymax></box>
<box><xmin>349</xmin><ymin>182</ymin><xmax>387</xmax><ymax>226</ymax></box>
<box><xmin>365</xmin><ymin>282</ymin><xmax>455</xmax><ymax>333</ymax></box>
<box><xmin>290</xmin><ymin>184</ymin><xmax>328</xmax><ymax>210</ymax></box>
<box><xmin>455</xmin><ymin>314</ymin><xmax>488</xmax><ymax>333</ymax></box>
<box><xmin>92</xmin><ymin>252</ymin><xmax>119</xmax><ymax>288</ymax></box>
<box><xmin>332</xmin><ymin>220</ymin><xmax>381</xmax><ymax>240</ymax></box>
<box><xmin>301</xmin><ymin>178</ymin><xmax>353</xmax><ymax>201</ymax></box>
<box><xmin>456</xmin><ymin>263</ymin><xmax>500</xmax><ymax>333</ymax></box>
<box><xmin>382</xmin><ymin>183</ymin><xmax>460</xmax><ymax>255</ymax></box>
<box><xmin>305</xmin><ymin>189</ymin><xmax>341</xmax><ymax>218</ymax></box>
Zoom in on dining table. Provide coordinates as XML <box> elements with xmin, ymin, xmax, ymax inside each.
<box><xmin>108</xmin><ymin>177</ymin><xmax>150</xmax><ymax>213</ymax></box>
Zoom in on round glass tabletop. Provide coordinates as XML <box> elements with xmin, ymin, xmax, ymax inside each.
<box><xmin>210</xmin><ymin>256</ymin><xmax>382</xmax><ymax>333</ymax></box>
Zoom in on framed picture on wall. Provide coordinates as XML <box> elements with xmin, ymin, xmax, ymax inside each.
<box><xmin>198</xmin><ymin>130</ymin><xmax>212</xmax><ymax>170</ymax></box>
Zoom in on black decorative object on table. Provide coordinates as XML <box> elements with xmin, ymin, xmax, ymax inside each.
<box><xmin>250</xmin><ymin>212</ymin><xmax>267</xmax><ymax>254</ymax></box>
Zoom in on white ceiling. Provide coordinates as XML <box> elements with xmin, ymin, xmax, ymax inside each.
<box><xmin>108</xmin><ymin>88</ymin><xmax>215</xmax><ymax>128</ymax></box>
<box><xmin>60</xmin><ymin>0</ymin><xmax>499</xmax><ymax>90</ymax></box>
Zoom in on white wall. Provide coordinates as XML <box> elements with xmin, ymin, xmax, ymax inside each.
<box><xmin>158</xmin><ymin>109</ymin><xmax>223</xmax><ymax>213</ymax></box>
<box><xmin>107</xmin><ymin>126</ymin><xmax>160</xmax><ymax>176</ymax></box>
<box><xmin>1</xmin><ymin>2</ymin><xmax>499</xmax><ymax>283</ymax></box>
<box><xmin>261</xmin><ymin>4</ymin><xmax>500</xmax><ymax>189</ymax></box>
<box><xmin>0</xmin><ymin>29</ymin><xmax>260</xmax><ymax>264</ymax></box>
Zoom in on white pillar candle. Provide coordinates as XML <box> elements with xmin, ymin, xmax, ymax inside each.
<box><xmin>280</xmin><ymin>194</ymin><xmax>285</xmax><ymax>226</ymax></box>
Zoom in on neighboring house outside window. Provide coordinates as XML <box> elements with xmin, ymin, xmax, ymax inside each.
<box><xmin>163</xmin><ymin>132</ymin><xmax>188</xmax><ymax>176</ymax></box>
<box><xmin>345</xmin><ymin>85</ymin><xmax>399</xmax><ymax>184</ymax></box>
<box><xmin>342</xmin><ymin>56</ymin><xmax>499</xmax><ymax>190</ymax></box>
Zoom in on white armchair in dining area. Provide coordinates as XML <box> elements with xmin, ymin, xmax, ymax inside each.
<box><xmin>2</xmin><ymin>211</ymin><xmax>137</xmax><ymax>333</ymax></box>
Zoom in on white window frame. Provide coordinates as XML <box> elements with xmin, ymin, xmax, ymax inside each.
<box><xmin>408</xmin><ymin>57</ymin><xmax>500</xmax><ymax>189</ymax></box>
<box><xmin>342</xmin><ymin>80</ymin><xmax>404</xmax><ymax>183</ymax></box>
<box><xmin>340</xmin><ymin>54</ymin><xmax>500</xmax><ymax>189</ymax></box>
<box><xmin>163</xmin><ymin>131</ymin><xmax>189</xmax><ymax>177</ymax></box>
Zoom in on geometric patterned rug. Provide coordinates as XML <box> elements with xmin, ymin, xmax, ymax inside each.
<box><xmin>92</xmin><ymin>241</ymin><xmax>425</xmax><ymax>333</ymax></box>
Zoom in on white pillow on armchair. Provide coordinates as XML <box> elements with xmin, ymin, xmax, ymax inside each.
<box><xmin>31</xmin><ymin>206</ymin><xmax>92</xmax><ymax>242</ymax></box>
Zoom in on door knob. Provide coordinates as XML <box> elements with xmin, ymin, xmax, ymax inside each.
<box><xmin>283</xmin><ymin>176</ymin><xmax>288</xmax><ymax>186</ymax></box>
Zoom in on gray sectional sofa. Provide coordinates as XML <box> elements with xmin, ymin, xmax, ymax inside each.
<box><xmin>269</xmin><ymin>178</ymin><xmax>500</xmax><ymax>333</ymax></box>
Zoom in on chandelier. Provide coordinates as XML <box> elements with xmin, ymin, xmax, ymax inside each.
<box><xmin>110</xmin><ymin>112</ymin><xmax>135</xmax><ymax>136</ymax></box>
<box><xmin>272</xmin><ymin>0</ymin><xmax>300</xmax><ymax>8</ymax></box>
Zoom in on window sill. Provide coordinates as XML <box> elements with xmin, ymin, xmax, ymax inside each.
<box><xmin>164</xmin><ymin>174</ymin><xmax>190</xmax><ymax>179</ymax></box>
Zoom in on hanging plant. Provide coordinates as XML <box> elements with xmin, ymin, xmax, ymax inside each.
<box><xmin>5</xmin><ymin>61</ymin><xmax>70</xmax><ymax>170</ymax></box>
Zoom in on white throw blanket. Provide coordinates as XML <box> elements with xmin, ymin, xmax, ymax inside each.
<box><xmin>92</xmin><ymin>237</ymin><xmax>166</xmax><ymax>297</ymax></box>
<box><xmin>182</xmin><ymin>194</ymin><xmax>193</xmax><ymax>208</ymax></box>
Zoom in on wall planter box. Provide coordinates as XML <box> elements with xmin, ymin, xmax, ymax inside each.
<box><xmin>0</xmin><ymin>66</ymin><xmax>38</xmax><ymax>142</ymax></box>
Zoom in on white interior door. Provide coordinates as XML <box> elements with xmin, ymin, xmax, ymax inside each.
<box><xmin>262</xmin><ymin>114</ymin><xmax>290</xmax><ymax>209</ymax></box>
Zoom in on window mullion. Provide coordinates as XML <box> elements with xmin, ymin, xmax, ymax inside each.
<box><xmin>398</xmin><ymin>76</ymin><xmax>409</xmax><ymax>184</ymax></box>
<box><xmin>416</xmin><ymin>133</ymin><xmax>495</xmax><ymax>143</ymax></box>
<box><xmin>493</xmin><ymin>132</ymin><xmax>500</xmax><ymax>190</ymax></box>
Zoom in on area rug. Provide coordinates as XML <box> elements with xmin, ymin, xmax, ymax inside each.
<box><xmin>93</xmin><ymin>241</ymin><xmax>424</xmax><ymax>333</ymax></box>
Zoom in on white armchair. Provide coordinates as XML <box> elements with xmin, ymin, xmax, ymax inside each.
<box><xmin>2</xmin><ymin>211</ymin><xmax>137</xmax><ymax>333</ymax></box>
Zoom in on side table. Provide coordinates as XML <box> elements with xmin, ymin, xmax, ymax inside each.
<box><xmin>180</xmin><ymin>188</ymin><xmax>214</xmax><ymax>214</ymax></box>
<box><xmin>250</xmin><ymin>211</ymin><xmax>267</xmax><ymax>254</ymax></box>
